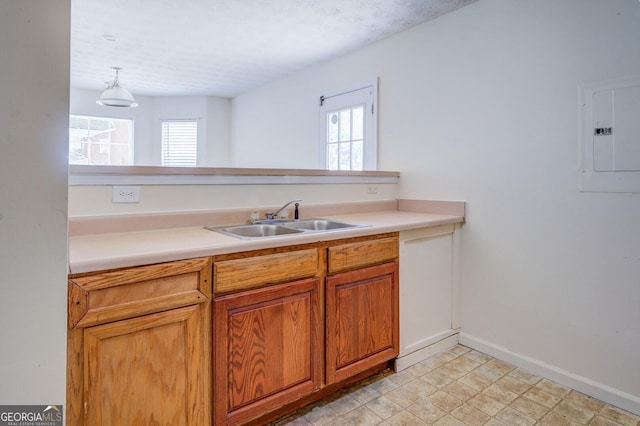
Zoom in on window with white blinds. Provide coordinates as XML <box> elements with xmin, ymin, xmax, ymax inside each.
<box><xmin>161</xmin><ymin>120</ymin><xmax>198</xmax><ymax>167</ymax></box>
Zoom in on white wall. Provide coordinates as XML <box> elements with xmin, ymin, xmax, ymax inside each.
<box><xmin>206</xmin><ymin>96</ymin><xmax>232</xmax><ymax>166</ymax></box>
<box><xmin>232</xmin><ymin>75</ymin><xmax>323</xmax><ymax>168</ymax></box>
<box><xmin>70</xmin><ymin>89</ymin><xmax>232</xmax><ymax>166</ymax></box>
<box><xmin>0</xmin><ymin>0</ymin><xmax>69</xmax><ymax>407</ymax></box>
<box><xmin>232</xmin><ymin>0</ymin><xmax>640</xmax><ymax>413</ymax></box>
<box><xmin>68</xmin><ymin>183</ymin><xmax>397</xmax><ymax>216</ymax></box>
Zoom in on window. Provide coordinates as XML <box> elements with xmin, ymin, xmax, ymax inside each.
<box><xmin>69</xmin><ymin>115</ymin><xmax>133</xmax><ymax>165</ymax></box>
<box><xmin>319</xmin><ymin>82</ymin><xmax>377</xmax><ymax>170</ymax></box>
<box><xmin>161</xmin><ymin>120</ymin><xmax>198</xmax><ymax>167</ymax></box>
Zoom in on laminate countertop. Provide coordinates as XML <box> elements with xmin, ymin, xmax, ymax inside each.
<box><xmin>68</xmin><ymin>210</ymin><xmax>464</xmax><ymax>275</ymax></box>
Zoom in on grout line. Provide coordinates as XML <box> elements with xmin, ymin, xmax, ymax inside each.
<box><xmin>276</xmin><ymin>345</ymin><xmax>640</xmax><ymax>426</ymax></box>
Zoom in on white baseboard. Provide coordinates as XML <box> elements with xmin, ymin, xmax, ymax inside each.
<box><xmin>459</xmin><ymin>332</ymin><xmax>640</xmax><ymax>416</ymax></box>
<box><xmin>400</xmin><ymin>329</ymin><xmax>459</xmax><ymax>358</ymax></box>
<box><xmin>395</xmin><ymin>333</ymin><xmax>459</xmax><ymax>372</ymax></box>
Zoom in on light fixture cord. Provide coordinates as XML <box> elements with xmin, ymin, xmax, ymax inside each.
<box><xmin>109</xmin><ymin>67</ymin><xmax>122</xmax><ymax>89</ymax></box>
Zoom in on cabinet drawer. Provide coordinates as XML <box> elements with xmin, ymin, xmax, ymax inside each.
<box><xmin>328</xmin><ymin>236</ymin><xmax>398</xmax><ymax>274</ymax></box>
<box><xmin>214</xmin><ymin>248</ymin><xmax>319</xmax><ymax>293</ymax></box>
<box><xmin>68</xmin><ymin>257</ymin><xmax>212</xmax><ymax>329</ymax></box>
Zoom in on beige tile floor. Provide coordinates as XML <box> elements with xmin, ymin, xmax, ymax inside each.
<box><xmin>275</xmin><ymin>345</ymin><xmax>640</xmax><ymax>426</ymax></box>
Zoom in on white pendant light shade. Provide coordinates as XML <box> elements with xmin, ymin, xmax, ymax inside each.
<box><xmin>97</xmin><ymin>85</ymin><xmax>137</xmax><ymax>107</ymax></box>
<box><xmin>97</xmin><ymin>67</ymin><xmax>138</xmax><ymax>108</ymax></box>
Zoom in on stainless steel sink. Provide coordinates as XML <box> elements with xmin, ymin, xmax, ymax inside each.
<box><xmin>281</xmin><ymin>219</ymin><xmax>363</xmax><ymax>231</ymax></box>
<box><xmin>206</xmin><ymin>218</ymin><xmax>369</xmax><ymax>240</ymax></box>
<box><xmin>208</xmin><ymin>224</ymin><xmax>303</xmax><ymax>239</ymax></box>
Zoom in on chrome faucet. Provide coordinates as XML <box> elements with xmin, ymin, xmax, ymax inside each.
<box><xmin>265</xmin><ymin>199</ymin><xmax>302</xmax><ymax>220</ymax></box>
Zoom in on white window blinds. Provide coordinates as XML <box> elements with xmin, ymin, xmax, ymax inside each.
<box><xmin>161</xmin><ymin>120</ymin><xmax>197</xmax><ymax>167</ymax></box>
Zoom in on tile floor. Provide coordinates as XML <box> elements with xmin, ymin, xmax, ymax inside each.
<box><xmin>275</xmin><ymin>345</ymin><xmax>640</xmax><ymax>426</ymax></box>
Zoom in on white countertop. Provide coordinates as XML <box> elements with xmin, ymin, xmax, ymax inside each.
<box><xmin>68</xmin><ymin>210</ymin><xmax>463</xmax><ymax>274</ymax></box>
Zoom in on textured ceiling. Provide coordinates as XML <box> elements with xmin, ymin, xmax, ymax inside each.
<box><xmin>71</xmin><ymin>0</ymin><xmax>477</xmax><ymax>98</ymax></box>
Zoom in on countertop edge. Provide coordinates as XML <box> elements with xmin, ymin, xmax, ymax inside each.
<box><xmin>69</xmin><ymin>210</ymin><xmax>464</xmax><ymax>275</ymax></box>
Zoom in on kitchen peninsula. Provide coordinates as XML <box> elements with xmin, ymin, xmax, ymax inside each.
<box><xmin>66</xmin><ymin>171</ymin><xmax>464</xmax><ymax>425</ymax></box>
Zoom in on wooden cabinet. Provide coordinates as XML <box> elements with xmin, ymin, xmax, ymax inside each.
<box><xmin>66</xmin><ymin>233</ymin><xmax>402</xmax><ymax>425</ymax></box>
<box><xmin>212</xmin><ymin>237</ymin><xmax>399</xmax><ymax>425</ymax></box>
<box><xmin>212</xmin><ymin>278</ymin><xmax>321</xmax><ymax>426</ymax></box>
<box><xmin>325</xmin><ymin>235</ymin><xmax>399</xmax><ymax>385</ymax></box>
<box><xmin>212</xmin><ymin>246</ymin><xmax>323</xmax><ymax>425</ymax></box>
<box><xmin>66</xmin><ymin>257</ymin><xmax>212</xmax><ymax>426</ymax></box>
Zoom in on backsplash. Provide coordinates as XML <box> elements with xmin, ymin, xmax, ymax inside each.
<box><xmin>68</xmin><ymin>182</ymin><xmax>399</xmax><ymax>218</ymax></box>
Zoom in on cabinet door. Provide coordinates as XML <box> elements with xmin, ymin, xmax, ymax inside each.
<box><xmin>82</xmin><ymin>304</ymin><xmax>210</xmax><ymax>426</ymax></box>
<box><xmin>67</xmin><ymin>258</ymin><xmax>212</xmax><ymax>426</ymax></box>
<box><xmin>326</xmin><ymin>262</ymin><xmax>399</xmax><ymax>384</ymax></box>
<box><xmin>213</xmin><ymin>278</ymin><xmax>321</xmax><ymax>426</ymax></box>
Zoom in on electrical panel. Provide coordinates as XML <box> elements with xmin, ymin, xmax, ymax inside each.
<box><xmin>580</xmin><ymin>76</ymin><xmax>640</xmax><ymax>192</ymax></box>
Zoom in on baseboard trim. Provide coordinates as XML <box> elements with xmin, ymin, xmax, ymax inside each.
<box><xmin>395</xmin><ymin>333</ymin><xmax>459</xmax><ymax>372</ymax></box>
<box><xmin>459</xmin><ymin>332</ymin><xmax>640</xmax><ymax>416</ymax></box>
<box><xmin>400</xmin><ymin>329</ymin><xmax>459</xmax><ymax>357</ymax></box>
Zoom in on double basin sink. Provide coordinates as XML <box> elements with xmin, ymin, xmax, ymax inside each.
<box><xmin>207</xmin><ymin>219</ymin><xmax>369</xmax><ymax>240</ymax></box>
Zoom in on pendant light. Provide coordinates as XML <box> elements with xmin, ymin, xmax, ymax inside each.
<box><xmin>96</xmin><ymin>67</ymin><xmax>138</xmax><ymax>108</ymax></box>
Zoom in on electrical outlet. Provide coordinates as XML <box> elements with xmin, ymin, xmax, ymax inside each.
<box><xmin>366</xmin><ymin>185</ymin><xmax>378</xmax><ymax>194</ymax></box>
<box><xmin>112</xmin><ymin>186</ymin><xmax>141</xmax><ymax>203</ymax></box>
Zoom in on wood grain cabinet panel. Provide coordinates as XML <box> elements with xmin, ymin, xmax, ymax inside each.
<box><xmin>66</xmin><ymin>258</ymin><xmax>212</xmax><ymax>426</ymax></box>
<box><xmin>326</xmin><ymin>262</ymin><xmax>399</xmax><ymax>384</ymax></box>
<box><xmin>213</xmin><ymin>248</ymin><xmax>319</xmax><ymax>293</ymax></box>
<box><xmin>83</xmin><ymin>305</ymin><xmax>209</xmax><ymax>426</ymax></box>
<box><xmin>213</xmin><ymin>278</ymin><xmax>321</xmax><ymax>426</ymax></box>
<box><xmin>327</xmin><ymin>236</ymin><xmax>398</xmax><ymax>274</ymax></box>
<box><xmin>68</xmin><ymin>257</ymin><xmax>211</xmax><ymax>328</ymax></box>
